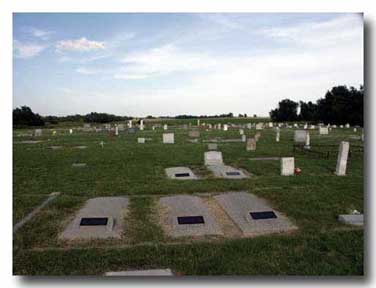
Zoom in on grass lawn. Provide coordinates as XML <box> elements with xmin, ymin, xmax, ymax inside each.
<box><xmin>13</xmin><ymin>121</ymin><xmax>364</xmax><ymax>276</ymax></box>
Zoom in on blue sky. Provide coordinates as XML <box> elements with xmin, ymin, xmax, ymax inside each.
<box><xmin>13</xmin><ymin>13</ymin><xmax>363</xmax><ymax>117</ymax></box>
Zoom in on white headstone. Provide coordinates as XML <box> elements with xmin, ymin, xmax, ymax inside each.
<box><xmin>353</xmin><ymin>128</ymin><xmax>357</xmax><ymax>132</ymax></box>
<box><xmin>69</xmin><ymin>129</ymin><xmax>73</xmax><ymax>135</ymax></box>
<box><xmin>305</xmin><ymin>132</ymin><xmax>310</xmax><ymax>148</ymax></box>
<box><xmin>268</xmin><ymin>122</ymin><xmax>273</xmax><ymax>128</ymax></box>
<box><xmin>335</xmin><ymin>141</ymin><xmax>350</xmax><ymax>176</ymax></box>
<box><xmin>204</xmin><ymin>151</ymin><xmax>223</xmax><ymax>166</ymax></box>
<box><xmin>255</xmin><ymin>123</ymin><xmax>263</xmax><ymax>130</ymax></box>
<box><xmin>223</xmin><ymin>124</ymin><xmax>228</xmax><ymax>131</ymax></box>
<box><xmin>163</xmin><ymin>133</ymin><xmax>174</xmax><ymax>144</ymax></box>
<box><xmin>128</xmin><ymin>120</ymin><xmax>132</xmax><ymax>128</ymax></box>
<box><xmin>34</xmin><ymin>129</ymin><xmax>42</xmax><ymax>137</ymax></box>
<box><xmin>241</xmin><ymin>134</ymin><xmax>247</xmax><ymax>142</ymax></box>
<box><xmin>294</xmin><ymin>130</ymin><xmax>308</xmax><ymax>143</ymax></box>
<box><xmin>319</xmin><ymin>127</ymin><xmax>329</xmax><ymax>135</ymax></box>
<box><xmin>281</xmin><ymin>157</ymin><xmax>295</xmax><ymax>176</ymax></box>
<box><xmin>138</xmin><ymin>137</ymin><xmax>145</xmax><ymax>144</ymax></box>
<box><xmin>276</xmin><ymin>130</ymin><xmax>280</xmax><ymax>142</ymax></box>
<box><xmin>345</xmin><ymin>123</ymin><xmax>350</xmax><ymax>128</ymax></box>
<box><xmin>163</xmin><ymin>124</ymin><xmax>168</xmax><ymax>130</ymax></box>
<box><xmin>115</xmin><ymin>126</ymin><xmax>119</xmax><ymax>136</ymax></box>
<box><xmin>239</xmin><ymin>129</ymin><xmax>244</xmax><ymax>135</ymax></box>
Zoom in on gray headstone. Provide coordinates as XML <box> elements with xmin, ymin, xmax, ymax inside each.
<box><xmin>335</xmin><ymin>141</ymin><xmax>350</xmax><ymax>176</ymax></box>
<box><xmin>208</xmin><ymin>143</ymin><xmax>218</xmax><ymax>150</ymax></box>
<box><xmin>338</xmin><ymin>214</ymin><xmax>363</xmax><ymax>226</ymax></box>
<box><xmin>294</xmin><ymin>130</ymin><xmax>308</xmax><ymax>143</ymax></box>
<box><xmin>246</xmin><ymin>138</ymin><xmax>256</xmax><ymax>151</ymax></box>
<box><xmin>163</xmin><ymin>133</ymin><xmax>174</xmax><ymax>144</ymax></box>
<box><xmin>204</xmin><ymin>151</ymin><xmax>223</xmax><ymax>165</ymax></box>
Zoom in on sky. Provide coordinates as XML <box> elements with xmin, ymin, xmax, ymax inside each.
<box><xmin>13</xmin><ymin>13</ymin><xmax>363</xmax><ymax>117</ymax></box>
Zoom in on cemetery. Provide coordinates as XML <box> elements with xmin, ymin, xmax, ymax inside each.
<box><xmin>13</xmin><ymin>117</ymin><xmax>364</xmax><ymax>275</ymax></box>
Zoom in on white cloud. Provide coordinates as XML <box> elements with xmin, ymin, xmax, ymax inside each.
<box><xmin>76</xmin><ymin>67</ymin><xmax>99</xmax><ymax>75</ymax></box>
<box><xmin>29</xmin><ymin>28</ymin><xmax>54</xmax><ymax>40</ymax></box>
<box><xmin>13</xmin><ymin>40</ymin><xmax>47</xmax><ymax>59</ymax></box>
<box><xmin>56</xmin><ymin>37</ymin><xmax>105</xmax><ymax>52</ymax></box>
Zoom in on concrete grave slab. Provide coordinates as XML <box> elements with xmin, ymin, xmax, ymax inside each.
<box><xmin>338</xmin><ymin>214</ymin><xmax>364</xmax><ymax>226</ymax></box>
<box><xmin>158</xmin><ymin>195</ymin><xmax>222</xmax><ymax>238</ymax></box>
<box><xmin>105</xmin><ymin>269</ymin><xmax>174</xmax><ymax>276</ymax></box>
<box><xmin>165</xmin><ymin>167</ymin><xmax>198</xmax><ymax>180</ymax></box>
<box><xmin>204</xmin><ymin>151</ymin><xmax>223</xmax><ymax>165</ymax></box>
<box><xmin>207</xmin><ymin>165</ymin><xmax>249</xmax><ymax>179</ymax></box>
<box><xmin>60</xmin><ymin>197</ymin><xmax>128</xmax><ymax>241</ymax></box>
<box><xmin>214</xmin><ymin>192</ymin><xmax>297</xmax><ymax>236</ymax></box>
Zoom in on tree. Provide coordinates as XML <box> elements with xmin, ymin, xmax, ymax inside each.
<box><xmin>269</xmin><ymin>99</ymin><xmax>299</xmax><ymax>122</ymax></box>
<box><xmin>13</xmin><ymin>106</ymin><xmax>45</xmax><ymax>127</ymax></box>
<box><xmin>299</xmin><ymin>101</ymin><xmax>318</xmax><ymax>122</ymax></box>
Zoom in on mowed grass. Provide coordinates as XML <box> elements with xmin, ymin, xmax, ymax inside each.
<box><xmin>13</xmin><ymin>124</ymin><xmax>364</xmax><ymax>275</ymax></box>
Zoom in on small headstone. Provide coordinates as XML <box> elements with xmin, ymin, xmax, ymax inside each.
<box><xmin>138</xmin><ymin>138</ymin><xmax>145</xmax><ymax>144</ymax></box>
<box><xmin>335</xmin><ymin>141</ymin><xmax>350</xmax><ymax>176</ymax></box>
<box><xmin>223</xmin><ymin>124</ymin><xmax>228</xmax><ymax>131</ymax></box>
<box><xmin>128</xmin><ymin>120</ymin><xmax>132</xmax><ymax>128</ymax></box>
<box><xmin>268</xmin><ymin>122</ymin><xmax>273</xmax><ymax>128</ymax></box>
<box><xmin>208</xmin><ymin>143</ymin><xmax>217</xmax><ymax>150</ymax></box>
<box><xmin>163</xmin><ymin>133</ymin><xmax>174</xmax><ymax>144</ymax></box>
<box><xmin>99</xmin><ymin>141</ymin><xmax>104</xmax><ymax>148</ymax></box>
<box><xmin>304</xmin><ymin>132</ymin><xmax>310</xmax><ymax>149</ymax></box>
<box><xmin>34</xmin><ymin>129</ymin><xmax>42</xmax><ymax>137</ymax></box>
<box><xmin>255</xmin><ymin>123</ymin><xmax>263</xmax><ymax>130</ymax></box>
<box><xmin>246</xmin><ymin>138</ymin><xmax>256</xmax><ymax>151</ymax></box>
<box><xmin>239</xmin><ymin>129</ymin><xmax>244</xmax><ymax>135</ymax></box>
<box><xmin>188</xmin><ymin>130</ymin><xmax>200</xmax><ymax>138</ymax></box>
<box><xmin>140</xmin><ymin>119</ymin><xmax>144</xmax><ymax>131</ymax></box>
<box><xmin>254</xmin><ymin>132</ymin><xmax>261</xmax><ymax>142</ymax></box>
<box><xmin>72</xmin><ymin>163</ymin><xmax>87</xmax><ymax>168</ymax></box>
<box><xmin>281</xmin><ymin>157</ymin><xmax>294</xmax><ymax>176</ymax></box>
<box><xmin>163</xmin><ymin>124</ymin><xmax>168</xmax><ymax>130</ymax></box>
<box><xmin>241</xmin><ymin>134</ymin><xmax>247</xmax><ymax>142</ymax></box>
<box><xmin>319</xmin><ymin>127</ymin><xmax>329</xmax><ymax>135</ymax></box>
<box><xmin>294</xmin><ymin>130</ymin><xmax>308</xmax><ymax>144</ymax></box>
<box><xmin>69</xmin><ymin>129</ymin><xmax>73</xmax><ymax>135</ymax></box>
<box><xmin>353</xmin><ymin>128</ymin><xmax>357</xmax><ymax>132</ymax></box>
<box><xmin>276</xmin><ymin>129</ymin><xmax>280</xmax><ymax>142</ymax></box>
<box><xmin>345</xmin><ymin>123</ymin><xmax>350</xmax><ymax>128</ymax></box>
<box><xmin>338</xmin><ymin>214</ymin><xmax>363</xmax><ymax>226</ymax></box>
<box><xmin>115</xmin><ymin>126</ymin><xmax>119</xmax><ymax>136</ymax></box>
<box><xmin>204</xmin><ymin>151</ymin><xmax>223</xmax><ymax>165</ymax></box>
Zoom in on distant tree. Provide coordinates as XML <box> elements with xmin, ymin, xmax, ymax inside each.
<box><xmin>13</xmin><ymin>106</ymin><xmax>45</xmax><ymax>127</ymax></box>
<box><xmin>253</xmin><ymin>114</ymin><xmax>257</xmax><ymax>118</ymax></box>
<box><xmin>270</xmin><ymin>99</ymin><xmax>299</xmax><ymax>122</ymax></box>
<box><xmin>299</xmin><ymin>101</ymin><xmax>318</xmax><ymax>122</ymax></box>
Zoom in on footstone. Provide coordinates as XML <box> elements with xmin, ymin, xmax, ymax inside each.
<box><xmin>159</xmin><ymin>195</ymin><xmax>222</xmax><ymax>238</ymax></box>
<box><xmin>105</xmin><ymin>269</ymin><xmax>174</xmax><ymax>276</ymax></box>
<box><xmin>74</xmin><ymin>145</ymin><xmax>87</xmax><ymax>149</ymax></box>
<box><xmin>214</xmin><ymin>192</ymin><xmax>296</xmax><ymax>236</ymax></box>
<box><xmin>335</xmin><ymin>141</ymin><xmax>350</xmax><ymax>176</ymax></box>
<box><xmin>72</xmin><ymin>163</ymin><xmax>87</xmax><ymax>168</ymax></box>
<box><xmin>249</xmin><ymin>157</ymin><xmax>280</xmax><ymax>161</ymax></box>
<box><xmin>281</xmin><ymin>157</ymin><xmax>294</xmax><ymax>176</ymax></box>
<box><xmin>207</xmin><ymin>165</ymin><xmax>249</xmax><ymax>179</ymax></box>
<box><xmin>60</xmin><ymin>197</ymin><xmax>129</xmax><ymax>240</ymax></box>
<box><xmin>163</xmin><ymin>133</ymin><xmax>174</xmax><ymax>144</ymax></box>
<box><xmin>208</xmin><ymin>143</ymin><xmax>217</xmax><ymax>150</ymax></box>
<box><xmin>165</xmin><ymin>167</ymin><xmax>198</xmax><ymax>180</ymax></box>
<box><xmin>204</xmin><ymin>151</ymin><xmax>223</xmax><ymax>165</ymax></box>
<box><xmin>338</xmin><ymin>214</ymin><xmax>364</xmax><ymax>226</ymax></box>
<box><xmin>138</xmin><ymin>138</ymin><xmax>145</xmax><ymax>144</ymax></box>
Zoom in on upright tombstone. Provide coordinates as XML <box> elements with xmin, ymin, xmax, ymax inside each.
<box><xmin>239</xmin><ymin>129</ymin><xmax>244</xmax><ymax>135</ymax></box>
<box><xmin>118</xmin><ymin>124</ymin><xmax>125</xmax><ymax>131</ymax></box>
<box><xmin>268</xmin><ymin>122</ymin><xmax>273</xmax><ymax>128</ymax></box>
<box><xmin>197</xmin><ymin>119</ymin><xmax>200</xmax><ymax>126</ymax></box>
<box><xmin>223</xmin><ymin>124</ymin><xmax>228</xmax><ymax>131</ymax></box>
<box><xmin>255</xmin><ymin>123</ymin><xmax>263</xmax><ymax>130</ymax></box>
<box><xmin>281</xmin><ymin>157</ymin><xmax>295</xmax><ymax>176</ymax></box>
<box><xmin>353</xmin><ymin>128</ymin><xmax>357</xmax><ymax>132</ymax></box>
<box><xmin>204</xmin><ymin>151</ymin><xmax>223</xmax><ymax>166</ymax></box>
<box><xmin>138</xmin><ymin>138</ymin><xmax>145</xmax><ymax>144</ymax></box>
<box><xmin>276</xmin><ymin>128</ymin><xmax>280</xmax><ymax>142</ymax></box>
<box><xmin>345</xmin><ymin>123</ymin><xmax>350</xmax><ymax>128</ymax></box>
<box><xmin>140</xmin><ymin>120</ymin><xmax>144</xmax><ymax>131</ymax></box>
<box><xmin>294</xmin><ymin>130</ymin><xmax>308</xmax><ymax>144</ymax></box>
<box><xmin>34</xmin><ymin>129</ymin><xmax>42</xmax><ymax>137</ymax></box>
<box><xmin>163</xmin><ymin>124</ymin><xmax>168</xmax><ymax>130</ymax></box>
<box><xmin>304</xmin><ymin>132</ymin><xmax>310</xmax><ymax>149</ymax></box>
<box><xmin>319</xmin><ymin>127</ymin><xmax>329</xmax><ymax>135</ymax></box>
<box><xmin>69</xmin><ymin>129</ymin><xmax>73</xmax><ymax>135</ymax></box>
<box><xmin>241</xmin><ymin>134</ymin><xmax>247</xmax><ymax>142</ymax></box>
<box><xmin>246</xmin><ymin>123</ymin><xmax>252</xmax><ymax>129</ymax></box>
<box><xmin>115</xmin><ymin>126</ymin><xmax>119</xmax><ymax>136</ymax></box>
<box><xmin>246</xmin><ymin>138</ymin><xmax>256</xmax><ymax>151</ymax></box>
<box><xmin>218</xmin><ymin>123</ymin><xmax>222</xmax><ymax>130</ymax></box>
<box><xmin>128</xmin><ymin>120</ymin><xmax>132</xmax><ymax>128</ymax></box>
<box><xmin>163</xmin><ymin>133</ymin><xmax>174</xmax><ymax>144</ymax></box>
<box><xmin>304</xmin><ymin>123</ymin><xmax>308</xmax><ymax>129</ymax></box>
<box><xmin>254</xmin><ymin>132</ymin><xmax>261</xmax><ymax>142</ymax></box>
<box><xmin>335</xmin><ymin>141</ymin><xmax>350</xmax><ymax>176</ymax></box>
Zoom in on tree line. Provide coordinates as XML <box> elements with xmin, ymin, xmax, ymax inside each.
<box><xmin>269</xmin><ymin>85</ymin><xmax>363</xmax><ymax>126</ymax></box>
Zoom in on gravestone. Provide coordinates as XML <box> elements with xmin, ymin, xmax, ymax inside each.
<box><xmin>293</xmin><ymin>123</ymin><xmax>298</xmax><ymax>128</ymax></box>
<box><xmin>281</xmin><ymin>157</ymin><xmax>294</xmax><ymax>176</ymax></box>
<box><xmin>214</xmin><ymin>192</ymin><xmax>296</xmax><ymax>236</ymax></box>
<box><xmin>247</xmin><ymin>123</ymin><xmax>252</xmax><ymax>129</ymax></box>
<box><xmin>60</xmin><ymin>197</ymin><xmax>129</xmax><ymax>240</ymax></box>
<box><xmin>163</xmin><ymin>133</ymin><xmax>174</xmax><ymax>144</ymax></box>
<box><xmin>34</xmin><ymin>129</ymin><xmax>42</xmax><ymax>137</ymax></box>
<box><xmin>223</xmin><ymin>124</ymin><xmax>228</xmax><ymax>131</ymax></box>
<box><xmin>204</xmin><ymin>151</ymin><xmax>223</xmax><ymax>166</ymax></box>
<box><xmin>353</xmin><ymin>128</ymin><xmax>357</xmax><ymax>132</ymax></box>
<box><xmin>165</xmin><ymin>167</ymin><xmax>198</xmax><ymax>180</ymax></box>
<box><xmin>304</xmin><ymin>132</ymin><xmax>310</xmax><ymax>149</ymax></box>
<box><xmin>338</xmin><ymin>214</ymin><xmax>363</xmax><ymax>226</ymax></box>
<box><xmin>158</xmin><ymin>195</ymin><xmax>222</xmax><ymax>238</ymax></box>
<box><xmin>319</xmin><ymin>127</ymin><xmax>329</xmax><ymax>135</ymax></box>
<box><xmin>345</xmin><ymin>123</ymin><xmax>350</xmax><ymax>128</ymax></box>
<box><xmin>72</xmin><ymin>163</ymin><xmax>87</xmax><ymax>168</ymax></box>
<box><xmin>276</xmin><ymin>129</ymin><xmax>280</xmax><ymax>142</ymax></box>
<box><xmin>254</xmin><ymin>132</ymin><xmax>261</xmax><ymax>142</ymax></box>
<box><xmin>294</xmin><ymin>130</ymin><xmax>307</xmax><ymax>144</ymax></box>
<box><xmin>118</xmin><ymin>124</ymin><xmax>125</xmax><ymax>131</ymax></box>
<box><xmin>239</xmin><ymin>129</ymin><xmax>244</xmax><ymax>135</ymax></box>
<box><xmin>128</xmin><ymin>120</ymin><xmax>132</xmax><ymax>128</ymax></box>
<box><xmin>115</xmin><ymin>126</ymin><xmax>119</xmax><ymax>136</ymax></box>
<box><xmin>246</xmin><ymin>138</ymin><xmax>256</xmax><ymax>151</ymax></box>
<box><xmin>255</xmin><ymin>123</ymin><xmax>263</xmax><ymax>130</ymax></box>
<box><xmin>138</xmin><ymin>138</ymin><xmax>145</xmax><ymax>144</ymax></box>
<box><xmin>140</xmin><ymin>119</ymin><xmax>144</xmax><ymax>131</ymax></box>
<box><xmin>207</xmin><ymin>165</ymin><xmax>249</xmax><ymax>179</ymax></box>
<box><xmin>335</xmin><ymin>141</ymin><xmax>350</xmax><ymax>176</ymax></box>
<box><xmin>208</xmin><ymin>143</ymin><xmax>218</xmax><ymax>150</ymax></box>
<box><xmin>69</xmin><ymin>129</ymin><xmax>73</xmax><ymax>134</ymax></box>
<box><xmin>268</xmin><ymin>122</ymin><xmax>273</xmax><ymax>128</ymax></box>
<box><xmin>188</xmin><ymin>130</ymin><xmax>200</xmax><ymax>138</ymax></box>
<box><xmin>241</xmin><ymin>134</ymin><xmax>247</xmax><ymax>142</ymax></box>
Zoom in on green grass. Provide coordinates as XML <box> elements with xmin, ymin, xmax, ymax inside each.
<box><xmin>13</xmin><ymin>123</ymin><xmax>364</xmax><ymax>275</ymax></box>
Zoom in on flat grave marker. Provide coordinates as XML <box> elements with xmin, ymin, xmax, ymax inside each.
<box><xmin>165</xmin><ymin>167</ymin><xmax>198</xmax><ymax>180</ymax></box>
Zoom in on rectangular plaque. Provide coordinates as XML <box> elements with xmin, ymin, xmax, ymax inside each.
<box><xmin>175</xmin><ymin>173</ymin><xmax>190</xmax><ymax>177</ymax></box>
<box><xmin>250</xmin><ymin>211</ymin><xmax>277</xmax><ymax>220</ymax></box>
<box><xmin>226</xmin><ymin>171</ymin><xmax>241</xmax><ymax>176</ymax></box>
<box><xmin>177</xmin><ymin>216</ymin><xmax>205</xmax><ymax>225</ymax></box>
<box><xmin>80</xmin><ymin>217</ymin><xmax>108</xmax><ymax>226</ymax></box>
